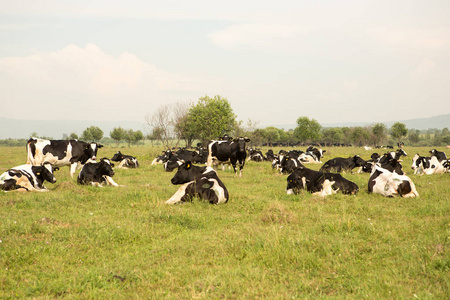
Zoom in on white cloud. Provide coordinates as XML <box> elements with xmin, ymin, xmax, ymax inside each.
<box><xmin>0</xmin><ymin>44</ymin><xmax>210</xmax><ymax>121</ymax></box>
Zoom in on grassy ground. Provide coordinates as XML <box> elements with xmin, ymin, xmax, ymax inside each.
<box><xmin>0</xmin><ymin>146</ymin><xmax>449</xmax><ymax>299</ymax></box>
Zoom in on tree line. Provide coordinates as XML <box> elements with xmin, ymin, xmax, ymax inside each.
<box><xmin>0</xmin><ymin>95</ymin><xmax>448</xmax><ymax>147</ymax></box>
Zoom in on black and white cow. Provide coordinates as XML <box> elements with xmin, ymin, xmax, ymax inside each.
<box><xmin>77</xmin><ymin>158</ymin><xmax>122</xmax><ymax>187</ymax></box>
<box><xmin>319</xmin><ymin>155</ymin><xmax>366</xmax><ymax>173</ymax></box>
<box><xmin>176</xmin><ymin>148</ymin><xmax>204</xmax><ymax>164</ymax></box>
<box><xmin>111</xmin><ymin>151</ymin><xmax>139</xmax><ymax>169</ymax></box>
<box><xmin>26</xmin><ymin>138</ymin><xmax>103</xmax><ymax>178</ymax></box>
<box><xmin>166</xmin><ymin>161</ymin><xmax>229</xmax><ymax>204</ymax></box>
<box><xmin>265</xmin><ymin>149</ymin><xmax>276</xmax><ymax>161</ymax></box>
<box><xmin>286</xmin><ymin>167</ymin><xmax>359</xmax><ymax>195</ymax></box>
<box><xmin>411</xmin><ymin>154</ymin><xmax>445</xmax><ymax>175</ymax></box>
<box><xmin>151</xmin><ymin>150</ymin><xmax>173</xmax><ymax>165</ymax></box>
<box><xmin>279</xmin><ymin>156</ymin><xmax>304</xmax><ymax>174</ymax></box>
<box><xmin>429</xmin><ymin>149</ymin><xmax>447</xmax><ymax>162</ymax></box>
<box><xmin>368</xmin><ymin>165</ymin><xmax>419</xmax><ymax>197</ymax></box>
<box><xmin>163</xmin><ymin>155</ymin><xmax>185</xmax><ymax>172</ymax></box>
<box><xmin>247</xmin><ymin>148</ymin><xmax>264</xmax><ymax>162</ymax></box>
<box><xmin>298</xmin><ymin>146</ymin><xmax>325</xmax><ymax>163</ymax></box>
<box><xmin>0</xmin><ymin>163</ymin><xmax>57</xmax><ymax>192</ymax></box>
<box><xmin>378</xmin><ymin>149</ymin><xmax>407</xmax><ymax>164</ymax></box>
<box><xmin>207</xmin><ymin>137</ymin><xmax>250</xmax><ymax>177</ymax></box>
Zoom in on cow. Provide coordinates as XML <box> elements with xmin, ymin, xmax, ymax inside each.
<box><xmin>77</xmin><ymin>158</ymin><xmax>122</xmax><ymax>187</ymax></box>
<box><xmin>163</xmin><ymin>155</ymin><xmax>185</xmax><ymax>172</ymax></box>
<box><xmin>246</xmin><ymin>148</ymin><xmax>264</xmax><ymax>162</ymax></box>
<box><xmin>175</xmin><ymin>148</ymin><xmax>204</xmax><ymax>164</ymax></box>
<box><xmin>368</xmin><ymin>165</ymin><xmax>419</xmax><ymax>197</ymax></box>
<box><xmin>286</xmin><ymin>166</ymin><xmax>359</xmax><ymax>195</ymax></box>
<box><xmin>429</xmin><ymin>149</ymin><xmax>447</xmax><ymax>162</ymax></box>
<box><xmin>111</xmin><ymin>151</ymin><xmax>139</xmax><ymax>169</ymax></box>
<box><xmin>279</xmin><ymin>156</ymin><xmax>304</xmax><ymax>174</ymax></box>
<box><xmin>298</xmin><ymin>146</ymin><xmax>325</xmax><ymax>163</ymax></box>
<box><xmin>207</xmin><ymin>137</ymin><xmax>250</xmax><ymax>177</ymax></box>
<box><xmin>26</xmin><ymin>138</ymin><xmax>103</xmax><ymax>178</ymax></box>
<box><xmin>0</xmin><ymin>163</ymin><xmax>57</xmax><ymax>192</ymax></box>
<box><xmin>166</xmin><ymin>161</ymin><xmax>229</xmax><ymax>204</ymax></box>
<box><xmin>265</xmin><ymin>149</ymin><xmax>276</xmax><ymax>161</ymax></box>
<box><xmin>411</xmin><ymin>154</ymin><xmax>446</xmax><ymax>175</ymax></box>
<box><xmin>319</xmin><ymin>155</ymin><xmax>366</xmax><ymax>173</ymax></box>
<box><xmin>379</xmin><ymin>149</ymin><xmax>407</xmax><ymax>164</ymax></box>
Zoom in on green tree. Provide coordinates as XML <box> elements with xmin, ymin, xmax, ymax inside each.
<box><xmin>390</xmin><ymin>122</ymin><xmax>407</xmax><ymax>142</ymax></box>
<box><xmin>82</xmin><ymin>126</ymin><xmax>103</xmax><ymax>142</ymax></box>
<box><xmin>321</xmin><ymin>127</ymin><xmax>343</xmax><ymax>146</ymax></box>
<box><xmin>186</xmin><ymin>95</ymin><xmax>236</xmax><ymax>143</ymax></box>
<box><xmin>110</xmin><ymin>127</ymin><xmax>126</xmax><ymax>146</ymax></box>
<box><xmin>350</xmin><ymin>127</ymin><xmax>370</xmax><ymax>147</ymax></box>
<box><xmin>262</xmin><ymin>127</ymin><xmax>281</xmax><ymax>146</ymax></box>
<box><xmin>124</xmin><ymin>129</ymin><xmax>136</xmax><ymax>147</ymax></box>
<box><xmin>69</xmin><ymin>133</ymin><xmax>79</xmax><ymax>140</ymax></box>
<box><xmin>134</xmin><ymin>130</ymin><xmax>144</xmax><ymax>146</ymax></box>
<box><xmin>293</xmin><ymin>117</ymin><xmax>322</xmax><ymax>143</ymax></box>
<box><xmin>408</xmin><ymin>129</ymin><xmax>421</xmax><ymax>145</ymax></box>
<box><xmin>372</xmin><ymin>123</ymin><xmax>387</xmax><ymax>146</ymax></box>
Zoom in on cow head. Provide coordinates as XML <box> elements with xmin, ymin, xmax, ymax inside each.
<box><xmin>233</xmin><ymin>137</ymin><xmax>250</xmax><ymax>153</ymax></box>
<box><xmin>99</xmin><ymin>158</ymin><xmax>115</xmax><ymax>176</ymax></box>
<box><xmin>171</xmin><ymin>161</ymin><xmax>195</xmax><ymax>185</ymax></box>
<box><xmin>286</xmin><ymin>170</ymin><xmax>305</xmax><ymax>195</ymax></box>
<box><xmin>111</xmin><ymin>151</ymin><xmax>124</xmax><ymax>162</ymax></box>
<box><xmin>34</xmin><ymin>162</ymin><xmax>57</xmax><ymax>184</ymax></box>
<box><xmin>352</xmin><ymin>155</ymin><xmax>366</xmax><ymax>167</ymax></box>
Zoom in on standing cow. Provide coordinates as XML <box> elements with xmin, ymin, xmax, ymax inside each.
<box><xmin>207</xmin><ymin>137</ymin><xmax>250</xmax><ymax>177</ymax></box>
<box><xmin>27</xmin><ymin>138</ymin><xmax>103</xmax><ymax>178</ymax></box>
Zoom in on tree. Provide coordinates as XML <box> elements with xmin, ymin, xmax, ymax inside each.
<box><xmin>390</xmin><ymin>122</ymin><xmax>408</xmax><ymax>142</ymax></box>
<box><xmin>69</xmin><ymin>133</ymin><xmax>79</xmax><ymax>140</ymax></box>
<box><xmin>322</xmin><ymin>127</ymin><xmax>343</xmax><ymax>146</ymax></box>
<box><xmin>293</xmin><ymin>117</ymin><xmax>322</xmax><ymax>143</ymax></box>
<box><xmin>82</xmin><ymin>126</ymin><xmax>103</xmax><ymax>142</ymax></box>
<box><xmin>145</xmin><ymin>104</ymin><xmax>173</xmax><ymax>149</ymax></box>
<box><xmin>172</xmin><ymin>102</ymin><xmax>195</xmax><ymax>148</ymax></box>
<box><xmin>350</xmin><ymin>127</ymin><xmax>370</xmax><ymax>147</ymax></box>
<box><xmin>372</xmin><ymin>123</ymin><xmax>387</xmax><ymax>146</ymax></box>
<box><xmin>185</xmin><ymin>95</ymin><xmax>236</xmax><ymax>144</ymax></box>
<box><xmin>110</xmin><ymin>127</ymin><xmax>126</xmax><ymax>146</ymax></box>
<box><xmin>408</xmin><ymin>129</ymin><xmax>421</xmax><ymax>145</ymax></box>
<box><xmin>263</xmin><ymin>127</ymin><xmax>281</xmax><ymax>146</ymax></box>
<box><xmin>134</xmin><ymin>130</ymin><xmax>144</xmax><ymax>146</ymax></box>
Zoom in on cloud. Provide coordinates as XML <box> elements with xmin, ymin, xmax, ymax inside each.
<box><xmin>0</xmin><ymin>44</ymin><xmax>210</xmax><ymax>121</ymax></box>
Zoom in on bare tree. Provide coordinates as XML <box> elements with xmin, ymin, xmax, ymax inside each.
<box><xmin>145</xmin><ymin>104</ymin><xmax>173</xmax><ymax>149</ymax></box>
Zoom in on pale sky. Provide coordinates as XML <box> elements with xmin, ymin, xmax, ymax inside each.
<box><xmin>1</xmin><ymin>0</ymin><xmax>449</xmax><ymax>127</ymax></box>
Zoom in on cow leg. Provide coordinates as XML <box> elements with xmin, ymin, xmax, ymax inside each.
<box><xmin>166</xmin><ymin>182</ymin><xmax>194</xmax><ymax>204</ymax></box>
<box><xmin>70</xmin><ymin>163</ymin><xmax>77</xmax><ymax>178</ymax></box>
<box><xmin>103</xmin><ymin>175</ymin><xmax>121</xmax><ymax>187</ymax></box>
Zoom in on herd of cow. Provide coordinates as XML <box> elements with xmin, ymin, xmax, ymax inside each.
<box><xmin>1</xmin><ymin>136</ymin><xmax>449</xmax><ymax>204</ymax></box>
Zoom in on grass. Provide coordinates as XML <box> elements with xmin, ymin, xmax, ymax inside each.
<box><xmin>0</xmin><ymin>145</ymin><xmax>449</xmax><ymax>299</ymax></box>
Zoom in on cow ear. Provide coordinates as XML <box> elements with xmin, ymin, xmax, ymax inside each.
<box><xmin>111</xmin><ymin>163</ymin><xmax>115</xmax><ymax>167</ymax></box>
<box><xmin>98</xmin><ymin>144</ymin><xmax>104</xmax><ymax>148</ymax></box>
<box><xmin>54</xmin><ymin>167</ymin><xmax>60</xmax><ymax>171</ymax></box>
<box><xmin>186</xmin><ymin>162</ymin><xmax>191</xmax><ymax>169</ymax></box>
<box><xmin>245</xmin><ymin>138</ymin><xmax>251</xmax><ymax>142</ymax></box>
<box><xmin>86</xmin><ymin>146</ymin><xmax>89</xmax><ymax>150</ymax></box>
<box><xmin>36</xmin><ymin>172</ymin><xmax>41</xmax><ymax>176</ymax></box>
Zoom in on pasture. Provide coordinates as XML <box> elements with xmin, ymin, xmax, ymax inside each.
<box><xmin>1</xmin><ymin>145</ymin><xmax>449</xmax><ymax>298</ymax></box>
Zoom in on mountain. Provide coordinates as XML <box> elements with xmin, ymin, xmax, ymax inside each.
<box><xmin>0</xmin><ymin>118</ymin><xmax>148</xmax><ymax>139</ymax></box>
<box><xmin>271</xmin><ymin>114</ymin><xmax>450</xmax><ymax>131</ymax></box>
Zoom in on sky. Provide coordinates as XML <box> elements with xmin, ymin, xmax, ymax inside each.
<box><xmin>1</xmin><ymin>0</ymin><xmax>449</xmax><ymax>128</ymax></box>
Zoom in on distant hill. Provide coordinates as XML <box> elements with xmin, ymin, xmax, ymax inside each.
<box><xmin>0</xmin><ymin>114</ymin><xmax>449</xmax><ymax>139</ymax></box>
<box><xmin>0</xmin><ymin>118</ymin><xmax>147</xmax><ymax>139</ymax></box>
<box><xmin>271</xmin><ymin>114</ymin><xmax>450</xmax><ymax>131</ymax></box>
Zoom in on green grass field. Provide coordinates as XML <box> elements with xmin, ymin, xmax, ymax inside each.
<box><xmin>1</xmin><ymin>146</ymin><xmax>449</xmax><ymax>298</ymax></box>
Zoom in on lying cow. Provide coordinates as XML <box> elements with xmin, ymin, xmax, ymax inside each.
<box><xmin>286</xmin><ymin>166</ymin><xmax>359</xmax><ymax>195</ymax></box>
<box><xmin>111</xmin><ymin>151</ymin><xmax>139</xmax><ymax>169</ymax></box>
<box><xmin>429</xmin><ymin>149</ymin><xmax>447</xmax><ymax>162</ymax></box>
<box><xmin>411</xmin><ymin>154</ymin><xmax>446</xmax><ymax>175</ymax></box>
<box><xmin>368</xmin><ymin>165</ymin><xmax>419</xmax><ymax>197</ymax></box>
<box><xmin>298</xmin><ymin>146</ymin><xmax>325</xmax><ymax>163</ymax></box>
<box><xmin>27</xmin><ymin>138</ymin><xmax>103</xmax><ymax>177</ymax></box>
<box><xmin>320</xmin><ymin>155</ymin><xmax>366</xmax><ymax>173</ymax></box>
<box><xmin>0</xmin><ymin>163</ymin><xmax>57</xmax><ymax>192</ymax></box>
<box><xmin>166</xmin><ymin>161</ymin><xmax>229</xmax><ymax>204</ymax></box>
<box><xmin>77</xmin><ymin>158</ymin><xmax>122</xmax><ymax>187</ymax></box>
